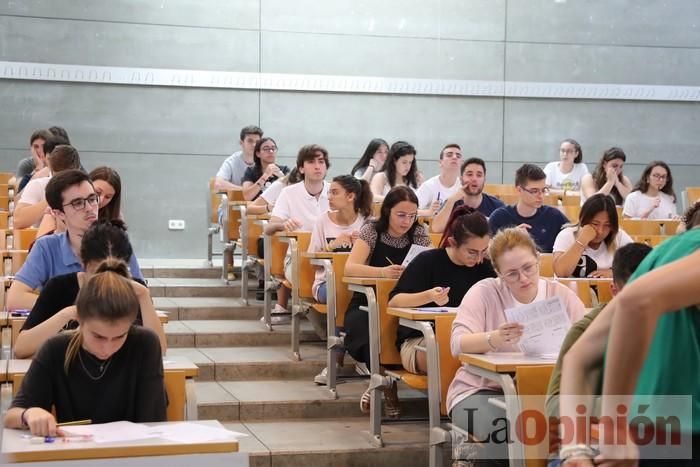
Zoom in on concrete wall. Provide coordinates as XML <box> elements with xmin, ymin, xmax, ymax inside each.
<box><xmin>1</xmin><ymin>1</ymin><xmax>699</xmax><ymax>258</ymax></box>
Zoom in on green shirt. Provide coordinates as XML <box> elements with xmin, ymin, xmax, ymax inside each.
<box><xmin>545</xmin><ymin>304</ymin><xmax>605</xmax><ymax>420</ymax></box>
<box><xmin>627</xmin><ymin>228</ymin><xmax>700</xmax><ymax>433</ymax></box>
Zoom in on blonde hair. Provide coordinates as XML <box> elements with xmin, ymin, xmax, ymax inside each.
<box><xmin>488</xmin><ymin>227</ymin><xmax>539</xmax><ymax>273</ymax></box>
<box><xmin>64</xmin><ymin>258</ymin><xmax>138</xmax><ymax>373</ymax></box>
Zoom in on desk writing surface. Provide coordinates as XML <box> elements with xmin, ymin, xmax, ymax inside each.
<box><xmin>387</xmin><ymin>307</ymin><xmax>457</xmax><ymax>320</ymax></box>
<box><xmin>1</xmin><ymin>420</ymin><xmax>238</xmax><ymax>463</ymax></box>
<box><xmin>342</xmin><ymin>277</ymin><xmax>397</xmax><ymax>286</ymax></box>
<box><xmin>8</xmin><ymin>355</ymin><xmax>199</xmax><ymax>379</ymax></box>
<box><xmin>302</xmin><ymin>252</ymin><xmax>339</xmax><ymax>259</ymax></box>
<box><xmin>459</xmin><ymin>352</ymin><xmax>556</xmax><ymax>373</ymax></box>
<box><xmin>0</xmin><ymin>310</ymin><xmax>8</xmax><ymax>325</ymax></box>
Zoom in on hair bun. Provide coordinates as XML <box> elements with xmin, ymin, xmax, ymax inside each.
<box><xmin>94</xmin><ymin>257</ymin><xmax>130</xmax><ymax>278</ymax></box>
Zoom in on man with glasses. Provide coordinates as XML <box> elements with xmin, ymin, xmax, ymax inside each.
<box><xmin>416</xmin><ymin>144</ymin><xmax>464</xmax><ymax>213</ymax></box>
<box><xmin>488</xmin><ymin>164</ymin><xmax>568</xmax><ymax>253</ymax></box>
<box><xmin>431</xmin><ymin>157</ymin><xmax>505</xmax><ymax>233</ymax></box>
<box><xmin>6</xmin><ymin>170</ymin><xmax>144</xmax><ymax>310</ymax></box>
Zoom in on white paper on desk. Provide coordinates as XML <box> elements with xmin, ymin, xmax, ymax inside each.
<box><xmin>147</xmin><ymin>423</ymin><xmax>248</xmax><ymax>443</ymax></box>
<box><xmin>401</xmin><ymin>244</ymin><xmax>432</xmax><ymax>267</ymax></box>
<box><xmin>61</xmin><ymin>421</ymin><xmax>158</xmax><ymax>443</ymax></box>
<box><xmin>504</xmin><ymin>296</ymin><xmax>571</xmax><ymax>357</ymax></box>
<box><xmin>414</xmin><ymin>306</ymin><xmax>458</xmax><ymax>313</ymax></box>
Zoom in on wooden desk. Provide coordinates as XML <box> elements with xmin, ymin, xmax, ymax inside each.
<box><xmin>1</xmin><ymin>420</ymin><xmax>240</xmax><ymax>464</ymax></box>
<box><xmin>387</xmin><ymin>307</ymin><xmax>457</xmax><ymax>467</ymax></box>
<box><xmin>458</xmin><ymin>352</ymin><xmax>556</xmax><ymax>467</ymax></box>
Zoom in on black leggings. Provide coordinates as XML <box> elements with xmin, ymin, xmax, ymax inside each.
<box><xmin>343</xmin><ymin>297</ymin><xmax>370</xmax><ymax>366</ymax></box>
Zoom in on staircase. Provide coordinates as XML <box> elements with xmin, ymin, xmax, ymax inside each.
<box><xmin>141</xmin><ymin>260</ymin><xmax>448</xmax><ymax>467</ymax></box>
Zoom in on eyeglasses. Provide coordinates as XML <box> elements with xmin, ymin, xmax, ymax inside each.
<box><xmin>63</xmin><ymin>193</ymin><xmax>100</xmax><ymax>211</ymax></box>
<box><xmin>650</xmin><ymin>173</ymin><xmax>667</xmax><ymax>180</ymax></box>
<box><xmin>560</xmin><ymin>149</ymin><xmax>577</xmax><ymax>154</ymax></box>
<box><xmin>260</xmin><ymin>146</ymin><xmax>277</xmax><ymax>153</ymax></box>
<box><xmin>464</xmin><ymin>247</ymin><xmax>489</xmax><ymax>260</ymax></box>
<box><xmin>519</xmin><ymin>186</ymin><xmax>550</xmax><ymax>196</ymax></box>
<box><xmin>393</xmin><ymin>211</ymin><xmax>418</xmax><ymax>222</ymax></box>
<box><xmin>501</xmin><ymin>261</ymin><xmax>539</xmax><ymax>283</ymax></box>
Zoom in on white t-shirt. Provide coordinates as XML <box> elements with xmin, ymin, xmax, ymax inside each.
<box><xmin>543</xmin><ymin>162</ymin><xmax>589</xmax><ymax>192</ymax></box>
<box><xmin>271</xmin><ymin>181</ymin><xmax>330</xmax><ymax>230</ymax></box>
<box><xmin>260</xmin><ymin>179</ymin><xmax>287</xmax><ymax>206</ymax></box>
<box><xmin>215</xmin><ymin>151</ymin><xmax>254</xmax><ymax>186</ymax></box>
<box><xmin>416</xmin><ymin>175</ymin><xmax>461</xmax><ymax>209</ymax></box>
<box><xmin>553</xmin><ymin>226</ymin><xmax>633</xmax><ymax>275</ymax></box>
<box><xmin>17</xmin><ymin>176</ymin><xmax>51</xmax><ymax>206</ymax></box>
<box><xmin>308</xmin><ymin>212</ymin><xmax>366</xmax><ymax>300</ymax></box>
<box><xmin>622</xmin><ymin>191</ymin><xmax>677</xmax><ymax>220</ymax></box>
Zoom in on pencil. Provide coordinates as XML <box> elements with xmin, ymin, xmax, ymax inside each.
<box><xmin>385</xmin><ymin>257</ymin><xmax>394</xmax><ymax>265</ymax></box>
<box><xmin>57</xmin><ymin>419</ymin><xmax>92</xmax><ymax>427</ymax></box>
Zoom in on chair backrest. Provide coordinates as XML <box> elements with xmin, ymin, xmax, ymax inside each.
<box><xmin>0</xmin><ymin>229</ymin><xmax>38</xmax><ymax>250</ymax></box>
<box><xmin>539</xmin><ymin>253</ymin><xmax>554</xmax><ymax>278</ymax></box>
<box><xmin>3</xmin><ymin>250</ymin><xmax>29</xmax><ymax>276</ymax></box>
<box><xmin>164</xmin><ymin>370</ymin><xmax>186</xmax><ymax>421</ymax></box>
<box><xmin>293</xmin><ymin>233</ymin><xmax>314</xmax><ymax>299</ymax></box>
<box><xmin>208</xmin><ymin>178</ymin><xmax>220</xmax><ymax>225</ymax></box>
<box><xmin>0</xmin><ymin>212</ymin><xmax>7</xmax><ymax>230</ymax></box>
<box><xmin>377</xmin><ymin>279</ymin><xmax>401</xmax><ymax>366</ymax></box>
<box><xmin>429</xmin><ymin>233</ymin><xmax>442</xmax><ymax>247</ymax></box>
<box><xmin>0</xmin><ymin>196</ymin><xmax>9</xmax><ymax>211</ymax></box>
<box><xmin>484</xmin><ymin>184</ymin><xmax>518</xmax><ymax>197</ymax></box>
<box><xmin>556</xmin><ymin>278</ymin><xmax>612</xmax><ymax>308</ymax></box>
<box><xmin>515</xmin><ymin>365</ymin><xmax>555</xmax><ymax>467</ymax></box>
<box><xmin>0</xmin><ymin>173</ymin><xmax>12</xmax><ymax>185</ymax></box>
<box><xmin>686</xmin><ymin>187</ymin><xmax>700</xmax><ymax>207</ymax></box>
<box><xmin>631</xmin><ymin>234</ymin><xmax>670</xmax><ymax>247</ymax></box>
<box><xmin>244</xmin><ymin>215</ymin><xmax>266</xmax><ymax>257</ymax></box>
<box><xmin>560</xmin><ymin>194</ymin><xmax>580</xmax><ymax>206</ymax></box>
<box><xmin>558</xmin><ymin>205</ymin><xmax>580</xmax><ymax>223</ymax></box>
<box><xmin>225</xmin><ymin>204</ymin><xmax>243</xmax><ymax>242</ymax></box>
<box><xmin>621</xmin><ymin>219</ymin><xmax>681</xmax><ymax>236</ymax></box>
<box><xmin>435</xmin><ymin>314</ymin><xmax>459</xmax><ymax>416</ymax></box>
<box><xmin>269</xmin><ymin>234</ymin><xmax>290</xmax><ymax>277</ymax></box>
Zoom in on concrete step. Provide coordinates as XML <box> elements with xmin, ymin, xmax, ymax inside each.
<box><xmin>224</xmin><ymin>418</ymin><xmax>450</xmax><ymax>467</ymax></box>
<box><xmin>154</xmin><ymin>297</ymin><xmax>262</xmax><ymax>321</ymax></box>
<box><xmin>195</xmin><ymin>379</ymin><xmax>428</xmax><ymax>422</ymax></box>
<box><xmin>148</xmin><ymin>278</ymin><xmax>242</xmax><ymax>298</ymax></box>
<box><xmin>164</xmin><ymin>319</ymin><xmax>321</xmax><ymax>348</ymax></box>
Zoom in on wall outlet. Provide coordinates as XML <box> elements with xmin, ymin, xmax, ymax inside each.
<box><xmin>168</xmin><ymin>219</ymin><xmax>186</xmax><ymax>231</ymax></box>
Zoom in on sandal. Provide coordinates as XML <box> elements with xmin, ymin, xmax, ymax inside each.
<box><xmin>360</xmin><ymin>385</ymin><xmax>371</xmax><ymax>413</ymax></box>
<box><xmin>383</xmin><ymin>381</ymin><xmax>401</xmax><ymax>419</ymax></box>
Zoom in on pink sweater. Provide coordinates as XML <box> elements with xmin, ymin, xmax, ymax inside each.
<box><xmin>446</xmin><ymin>277</ymin><xmax>586</xmax><ymax>414</ymax></box>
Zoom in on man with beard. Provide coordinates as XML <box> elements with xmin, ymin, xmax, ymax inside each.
<box><xmin>6</xmin><ymin>170</ymin><xmax>144</xmax><ymax>310</ymax></box>
<box><xmin>430</xmin><ymin>157</ymin><xmax>504</xmax><ymax>233</ymax></box>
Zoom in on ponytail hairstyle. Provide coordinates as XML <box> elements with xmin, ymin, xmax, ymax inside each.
<box><xmin>439</xmin><ymin>205</ymin><xmax>490</xmax><ymax>248</ymax></box>
<box><xmin>89</xmin><ymin>166</ymin><xmax>122</xmax><ymax>222</ymax></box>
<box><xmin>80</xmin><ymin>219</ymin><xmax>133</xmax><ymax>267</ymax></box>
<box><xmin>64</xmin><ymin>258</ymin><xmax>138</xmax><ymax>373</ymax></box>
<box><xmin>332</xmin><ymin>175</ymin><xmax>373</xmax><ymax>218</ymax></box>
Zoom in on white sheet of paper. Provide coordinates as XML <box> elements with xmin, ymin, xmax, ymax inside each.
<box><xmin>401</xmin><ymin>244</ymin><xmax>432</xmax><ymax>267</ymax></box>
<box><xmin>147</xmin><ymin>423</ymin><xmax>248</xmax><ymax>443</ymax></box>
<box><xmin>504</xmin><ymin>296</ymin><xmax>571</xmax><ymax>357</ymax></box>
<box><xmin>61</xmin><ymin>421</ymin><xmax>158</xmax><ymax>443</ymax></box>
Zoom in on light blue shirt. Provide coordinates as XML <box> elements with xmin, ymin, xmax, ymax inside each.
<box><xmin>14</xmin><ymin>232</ymin><xmax>143</xmax><ymax>290</ymax></box>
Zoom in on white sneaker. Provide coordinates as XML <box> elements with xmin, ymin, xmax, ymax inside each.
<box><xmin>354</xmin><ymin>362</ymin><xmax>370</xmax><ymax>376</ymax></box>
<box><xmin>313</xmin><ymin>367</ymin><xmax>328</xmax><ymax>385</ymax></box>
<box><xmin>271</xmin><ymin>304</ymin><xmax>290</xmax><ymax>325</ymax></box>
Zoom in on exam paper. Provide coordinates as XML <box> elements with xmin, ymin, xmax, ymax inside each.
<box><xmin>401</xmin><ymin>244</ymin><xmax>432</xmax><ymax>267</ymax></box>
<box><xmin>61</xmin><ymin>421</ymin><xmax>157</xmax><ymax>443</ymax></box>
<box><xmin>148</xmin><ymin>423</ymin><xmax>248</xmax><ymax>443</ymax></box>
<box><xmin>504</xmin><ymin>296</ymin><xmax>571</xmax><ymax>357</ymax></box>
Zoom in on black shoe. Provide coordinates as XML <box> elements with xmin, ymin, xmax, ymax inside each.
<box><xmin>256</xmin><ymin>280</ymin><xmax>265</xmax><ymax>301</ymax></box>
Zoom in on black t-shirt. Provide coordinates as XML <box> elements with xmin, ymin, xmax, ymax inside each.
<box><xmin>11</xmin><ymin>326</ymin><xmax>166</xmax><ymax>424</ymax></box>
<box><xmin>242</xmin><ymin>165</ymin><xmax>290</xmax><ymax>199</ymax></box>
<box><xmin>389</xmin><ymin>248</ymin><xmax>497</xmax><ymax>348</ymax></box>
<box><xmin>21</xmin><ymin>273</ymin><xmax>145</xmax><ymax>333</ymax></box>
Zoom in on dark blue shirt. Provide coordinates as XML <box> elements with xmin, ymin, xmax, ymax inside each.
<box><xmin>454</xmin><ymin>193</ymin><xmax>505</xmax><ymax>217</ymax></box>
<box><xmin>488</xmin><ymin>204</ymin><xmax>569</xmax><ymax>253</ymax></box>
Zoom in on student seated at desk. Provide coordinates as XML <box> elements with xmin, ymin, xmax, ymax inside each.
<box><xmin>4</xmin><ymin>262</ymin><xmax>167</xmax><ymax>436</ymax></box>
<box><xmin>446</xmin><ymin>227</ymin><xmax>586</xmax><ymax>465</ymax></box>
<box><xmin>544</xmin><ymin>242</ymin><xmax>652</xmax><ymax>467</ymax></box>
<box><xmin>344</xmin><ymin>186</ymin><xmax>432</xmax><ymax>418</ymax></box>
<box><xmin>309</xmin><ymin>175</ymin><xmax>372</xmax><ymax>303</ymax></box>
<box><xmin>246</xmin><ymin>168</ymin><xmax>302</xmax><ymax>215</ymax></box>
<box><xmin>552</xmin><ymin>194</ymin><xmax>633</xmax><ymax>278</ymax></box>
<box><xmin>14</xmin><ymin>220</ymin><xmax>166</xmax><ymax>358</ymax></box>
<box><xmin>387</xmin><ymin>206</ymin><xmax>496</xmax><ymax>374</ymax></box>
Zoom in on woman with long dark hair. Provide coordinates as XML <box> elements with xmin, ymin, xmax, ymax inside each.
<box><xmin>580</xmin><ymin>147</ymin><xmax>633</xmax><ymax>205</ymax></box>
<box><xmin>369</xmin><ymin>141</ymin><xmax>419</xmax><ymax>201</ymax></box>
<box><xmin>351</xmin><ymin>138</ymin><xmax>389</xmax><ymax>182</ymax></box>
<box><xmin>623</xmin><ymin>160</ymin><xmax>678</xmax><ymax>219</ymax></box>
